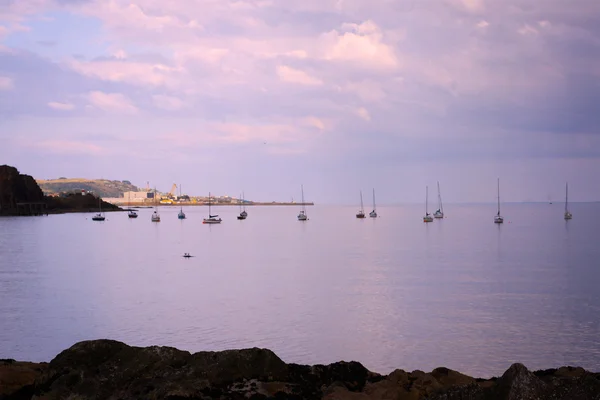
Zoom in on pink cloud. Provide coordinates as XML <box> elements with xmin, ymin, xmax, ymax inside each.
<box><xmin>86</xmin><ymin>91</ymin><xmax>138</xmax><ymax>114</ymax></box>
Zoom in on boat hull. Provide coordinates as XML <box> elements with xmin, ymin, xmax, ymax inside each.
<box><xmin>423</xmin><ymin>216</ymin><xmax>433</xmax><ymax>223</ymax></box>
<box><xmin>564</xmin><ymin>212</ymin><xmax>572</xmax><ymax>220</ymax></box>
<box><xmin>494</xmin><ymin>216</ymin><xmax>504</xmax><ymax>224</ymax></box>
<box><xmin>356</xmin><ymin>213</ymin><xmax>365</xmax><ymax>218</ymax></box>
<box><xmin>92</xmin><ymin>217</ymin><xmax>105</xmax><ymax>221</ymax></box>
<box><xmin>203</xmin><ymin>219</ymin><xmax>222</xmax><ymax>224</ymax></box>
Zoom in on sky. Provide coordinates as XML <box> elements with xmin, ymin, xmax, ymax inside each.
<box><xmin>1</xmin><ymin>0</ymin><xmax>599</xmax><ymax>204</ymax></box>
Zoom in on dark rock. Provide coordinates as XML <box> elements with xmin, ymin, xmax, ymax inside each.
<box><xmin>2</xmin><ymin>340</ymin><xmax>599</xmax><ymax>399</ymax></box>
<box><xmin>0</xmin><ymin>165</ymin><xmax>44</xmax><ymax>216</ymax></box>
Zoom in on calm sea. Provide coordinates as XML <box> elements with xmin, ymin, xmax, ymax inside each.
<box><xmin>1</xmin><ymin>203</ymin><xmax>599</xmax><ymax>377</ymax></box>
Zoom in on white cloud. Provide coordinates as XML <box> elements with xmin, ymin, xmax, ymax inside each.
<box><xmin>47</xmin><ymin>101</ymin><xmax>75</xmax><ymax>111</ymax></box>
<box><xmin>321</xmin><ymin>21</ymin><xmax>398</xmax><ymax>69</ymax></box>
<box><xmin>69</xmin><ymin>59</ymin><xmax>181</xmax><ymax>88</ymax></box>
<box><xmin>276</xmin><ymin>65</ymin><xmax>322</xmax><ymax>85</ymax></box>
<box><xmin>343</xmin><ymin>80</ymin><xmax>386</xmax><ymax>103</ymax></box>
<box><xmin>86</xmin><ymin>91</ymin><xmax>138</xmax><ymax>114</ymax></box>
<box><xmin>0</xmin><ymin>76</ymin><xmax>13</xmax><ymax>90</ymax></box>
<box><xmin>477</xmin><ymin>20</ymin><xmax>489</xmax><ymax>28</ymax></box>
<box><xmin>356</xmin><ymin>107</ymin><xmax>371</xmax><ymax>121</ymax></box>
<box><xmin>152</xmin><ymin>94</ymin><xmax>186</xmax><ymax>110</ymax></box>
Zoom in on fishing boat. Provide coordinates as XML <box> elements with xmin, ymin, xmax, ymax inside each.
<box><xmin>127</xmin><ymin>191</ymin><xmax>137</xmax><ymax>218</ymax></box>
<box><xmin>177</xmin><ymin>184</ymin><xmax>186</xmax><ymax>219</ymax></box>
<box><xmin>151</xmin><ymin>188</ymin><xmax>161</xmax><ymax>222</ymax></box>
<box><xmin>494</xmin><ymin>178</ymin><xmax>503</xmax><ymax>224</ymax></box>
<box><xmin>564</xmin><ymin>182</ymin><xmax>573</xmax><ymax>220</ymax></box>
<box><xmin>298</xmin><ymin>185</ymin><xmax>308</xmax><ymax>221</ymax></box>
<box><xmin>433</xmin><ymin>181</ymin><xmax>444</xmax><ymax>218</ymax></box>
<box><xmin>92</xmin><ymin>196</ymin><xmax>105</xmax><ymax>221</ymax></box>
<box><xmin>423</xmin><ymin>186</ymin><xmax>433</xmax><ymax>222</ymax></box>
<box><xmin>203</xmin><ymin>192</ymin><xmax>222</xmax><ymax>224</ymax></box>
<box><xmin>237</xmin><ymin>192</ymin><xmax>247</xmax><ymax>220</ymax></box>
<box><xmin>356</xmin><ymin>190</ymin><xmax>366</xmax><ymax>218</ymax></box>
<box><xmin>369</xmin><ymin>188</ymin><xmax>377</xmax><ymax>218</ymax></box>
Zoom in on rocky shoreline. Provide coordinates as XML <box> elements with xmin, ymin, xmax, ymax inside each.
<box><xmin>1</xmin><ymin>340</ymin><xmax>598</xmax><ymax>399</ymax></box>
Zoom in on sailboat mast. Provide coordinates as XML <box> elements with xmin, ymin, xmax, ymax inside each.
<box><xmin>243</xmin><ymin>192</ymin><xmax>246</xmax><ymax>212</ymax></box>
<box><xmin>497</xmin><ymin>178</ymin><xmax>500</xmax><ymax>215</ymax></box>
<box><xmin>208</xmin><ymin>192</ymin><xmax>212</xmax><ymax>215</ymax></box>
<box><xmin>426</xmin><ymin>186</ymin><xmax>428</xmax><ymax>214</ymax></box>
<box><xmin>301</xmin><ymin>185</ymin><xmax>306</xmax><ymax>213</ymax></box>
<box><xmin>565</xmin><ymin>183</ymin><xmax>568</xmax><ymax>212</ymax></box>
<box><xmin>437</xmin><ymin>181</ymin><xmax>443</xmax><ymax>213</ymax></box>
<box><xmin>360</xmin><ymin>190</ymin><xmax>364</xmax><ymax>212</ymax></box>
<box><xmin>372</xmin><ymin>188</ymin><xmax>376</xmax><ymax>211</ymax></box>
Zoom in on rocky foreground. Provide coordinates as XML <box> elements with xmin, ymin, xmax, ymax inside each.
<box><xmin>1</xmin><ymin>340</ymin><xmax>599</xmax><ymax>399</ymax></box>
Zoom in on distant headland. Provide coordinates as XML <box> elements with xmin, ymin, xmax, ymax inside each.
<box><xmin>0</xmin><ymin>165</ymin><xmax>120</xmax><ymax>216</ymax></box>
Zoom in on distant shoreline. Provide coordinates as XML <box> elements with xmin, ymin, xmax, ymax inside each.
<box><xmin>109</xmin><ymin>202</ymin><xmax>315</xmax><ymax>207</ymax></box>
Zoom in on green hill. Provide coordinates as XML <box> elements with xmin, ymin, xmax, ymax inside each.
<box><xmin>37</xmin><ymin>178</ymin><xmax>139</xmax><ymax>198</ymax></box>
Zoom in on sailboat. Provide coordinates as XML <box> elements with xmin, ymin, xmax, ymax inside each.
<box><xmin>151</xmin><ymin>187</ymin><xmax>161</xmax><ymax>222</ymax></box>
<box><xmin>423</xmin><ymin>186</ymin><xmax>433</xmax><ymax>222</ymax></box>
<box><xmin>297</xmin><ymin>185</ymin><xmax>308</xmax><ymax>221</ymax></box>
<box><xmin>564</xmin><ymin>182</ymin><xmax>573</xmax><ymax>220</ymax></box>
<box><xmin>494</xmin><ymin>178</ymin><xmax>503</xmax><ymax>224</ymax></box>
<box><xmin>369</xmin><ymin>188</ymin><xmax>377</xmax><ymax>218</ymax></box>
<box><xmin>127</xmin><ymin>191</ymin><xmax>137</xmax><ymax>218</ymax></box>
<box><xmin>237</xmin><ymin>193</ymin><xmax>247</xmax><ymax>220</ymax></box>
<box><xmin>240</xmin><ymin>192</ymin><xmax>248</xmax><ymax>218</ymax></box>
<box><xmin>92</xmin><ymin>196</ymin><xmax>105</xmax><ymax>221</ymax></box>
<box><xmin>203</xmin><ymin>192</ymin><xmax>222</xmax><ymax>224</ymax></box>
<box><xmin>356</xmin><ymin>190</ymin><xmax>366</xmax><ymax>218</ymax></box>
<box><xmin>177</xmin><ymin>184</ymin><xmax>186</xmax><ymax>219</ymax></box>
<box><xmin>433</xmin><ymin>181</ymin><xmax>444</xmax><ymax>218</ymax></box>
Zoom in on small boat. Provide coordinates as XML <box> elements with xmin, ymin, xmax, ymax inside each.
<box><xmin>127</xmin><ymin>192</ymin><xmax>137</xmax><ymax>218</ymax></box>
<box><xmin>151</xmin><ymin>187</ymin><xmax>161</xmax><ymax>222</ymax></box>
<box><xmin>203</xmin><ymin>192</ymin><xmax>222</xmax><ymax>224</ymax></box>
<box><xmin>433</xmin><ymin>181</ymin><xmax>444</xmax><ymax>218</ymax></box>
<box><xmin>183</xmin><ymin>253</ymin><xmax>193</xmax><ymax>258</ymax></box>
<box><xmin>564</xmin><ymin>182</ymin><xmax>573</xmax><ymax>220</ymax></box>
<box><xmin>494</xmin><ymin>178</ymin><xmax>504</xmax><ymax>224</ymax></box>
<box><xmin>177</xmin><ymin>184</ymin><xmax>186</xmax><ymax>219</ymax></box>
<box><xmin>298</xmin><ymin>184</ymin><xmax>308</xmax><ymax>221</ymax></box>
<box><xmin>356</xmin><ymin>190</ymin><xmax>366</xmax><ymax>218</ymax></box>
<box><xmin>92</xmin><ymin>197</ymin><xmax>105</xmax><ymax>221</ymax></box>
<box><xmin>369</xmin><ymin>188</ymin><xmax>377</xmax><ymax>218</ymax></box>
<box><xmin>423</xmin><ymin>186</ymin><xmax>433</xmax><ymax>222</ymax></box>
<box><xmin>237</xmin><ymin>192</ymin><xmax>247</xmax><ymax>220</ymax></box>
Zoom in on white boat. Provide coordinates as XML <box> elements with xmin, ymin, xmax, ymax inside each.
<box><xmin>298</xmin><ymin>185</ymin><xmax>308</xmax><ymax>221</ymax></box>
<box><xmin>356</xmin><ymin>190</ymin><xmax>366</xmax><ymax>218</ymax></box>
<box><xmin>494</xmin><ymin>178</ymin><xmax>504</xmax><ymax>224</ymax></box>
<box><xmin>203</xmin><ymin>192</ymin><xmax>222</xmax><ymax>224</ymax></box>
<box><xmin>237</xmin><ymin>192</ymin><xmax>247</xmax><ymax>220</ymax></box>
<box><xmin>177</xmin><ymin>184</ymin><xmax>186</xmax><ymax>219</ymax></box>
<box><xmin>564</xmin><ymin>182</ymin><xmax>572</xmax><ymax>220</ymax></box>
<box><xmin>423</xmin><ymin>186</ymin><xmax>433</xmax><ymax>222</ymax></box>
<box><xmin>127</xmin><ymin>191</ymin><xmax>137</xmax><ymax>218</ymax></box>
<box><xmin>369</xmin><ymin>188</ymin><xmax>377</xmax><ymax>218</ymax></box>
<box><xmin>92</xmin><ymin>196</ymin><xmax>105</xmax><ymax>221</ymax></box>
<box><xmin>151</xmin><ymin>187</ymin><xmax>161</xmax><ymax>222</ymax></box>
<box><xmin>433</xmin><ymin>181</ymin><xmax>444</xmax><ymax>218</ymax></box>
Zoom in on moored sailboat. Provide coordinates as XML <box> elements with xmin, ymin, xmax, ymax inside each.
<box><xmin>92</xmin><ymin>196</ymin><xmax>105</xmax><ymax>221</ymax></box>
<box><xmin>151</xmin><ymin>187</ymin><xmax>161</xmax><ymax>222</ymax></box>
<box><xmin>127</xmin><ymin>191</ymin><xmax>138</xmax><ymax>218</ymax></box>
<box><xmin>237</xmin><ymin>192</ymin><xmax>248</xmax><ymax>220</ymax></box>
<box><xmin>356</xmin><ymin>190</ymin><xmax>366</xmax><ymax>218</ymax></box>
<box><xmin>177</xmin><ymin>184</ymin><xmax>186</xmax><ymax>219</ymax></box>
<box><xmin>494</xmin><ymin>178</ymin><xmax>503</xmax><ymax>224</ymax></box>
<box><xmin>433</xmin><ymin>181</ymin><xmax>444</xmax><ymax>218</ymax></box>
<box><xmin>369</xmin><ymin>188</ymin><xmax>377</xmax><ymax>218</ymax></box>
<box><xmin>564</xmin><ymin>182</ymin><xmax>573</xmax><ymax>220</ymax></box>
<box><xmin>298</xmin><ymin>185</ymin><xmax>308</xmax><ymax>221</ymax></box>
<box><xmin>203</xmin><ymin>192</ymin><xmax>222</xmax><ymax>224</ymax></box>
<box><xmin>423</xmin><ymin>186</ymin><xmax>433</xmax><ymax>222</ymax></box>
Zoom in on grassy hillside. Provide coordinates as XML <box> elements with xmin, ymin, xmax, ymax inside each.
<box><xmin>37</xmin><ymin>178</ymin><xmax>139</xmax><ymax>198</ymax></box>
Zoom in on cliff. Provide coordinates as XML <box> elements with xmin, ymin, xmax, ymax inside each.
<box><xmin>0</xmin><ymin>165</ymin><xmax>45</xmax><ymax>215</ymax></box>
<box><xmin>37</xmin><ymin>178</ymin><xmax>139</xmax><ymax>198</ymax></box>
<box><xmin>0</xmin><ymin>165</ymin><xmax>121</xmax><ymax>215</ymax></box>
<box><xmin>1</xmin><ymin>340</ymin><xmax>598</xmax><ymax>400</ymax></box>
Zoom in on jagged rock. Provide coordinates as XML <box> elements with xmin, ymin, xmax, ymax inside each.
<box><xmin>1</xmin><ymin>340</ymin><xmax>599</xmax><ymax>400</ymax></box>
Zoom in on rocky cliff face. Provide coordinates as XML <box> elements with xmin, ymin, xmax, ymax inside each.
<box><xmin>1</xmin><ymin>340</ymin><xmax>599</xmax><ymax>400</ymax></box>
<box><xmin>0</xmin><ymin>165</ymin><xmax>45</xmax><ymax>215</ymax></box>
